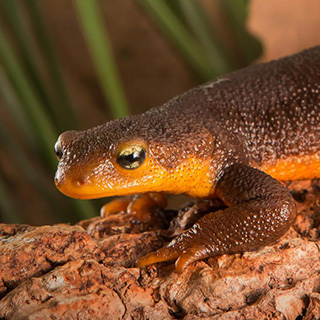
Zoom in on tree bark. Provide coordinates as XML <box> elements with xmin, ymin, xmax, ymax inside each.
<box><xmin>1</xmin><ymin>181</ymin><xmax>320</xmax><ymax>319</ymax></box>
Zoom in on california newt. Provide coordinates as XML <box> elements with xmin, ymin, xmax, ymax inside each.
<box><xmin>54</xmin><ymin>46</ymin><xmax>320</xmax><ymax>272</ymax></box>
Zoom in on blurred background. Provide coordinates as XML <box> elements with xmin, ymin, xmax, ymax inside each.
<box><xmin>0</xmin><ymin>0</ymin><xmax>319</xmax><ymax>225</ymax></box>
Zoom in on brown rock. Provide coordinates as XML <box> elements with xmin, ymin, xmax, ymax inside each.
<box><xmin>0</xmin><ymin>224</ymin><xmax>103</xmax><ymax>297</ymax></box>
<box><xmin>1</xmin><ymin>181</ymin><xmax>320</xmax><ymax>319</ymax></box>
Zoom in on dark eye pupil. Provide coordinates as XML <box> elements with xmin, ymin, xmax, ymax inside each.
<box><xmin>54</xmin><ymin>142</ymin><xmax>63</xmax><ymax>160</ymax></box>
<box><xmin>56</xmin><ymin>149</ymin><xmax>63</xmax><ymax>159</ymax></box>
<box><xmin>117</xmin><ymin>147</ymin><xmax>146</xmax><ymax>169</ymax></box>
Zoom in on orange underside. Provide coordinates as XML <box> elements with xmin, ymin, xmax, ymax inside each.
<box><xmin>260</xmin><ymin>153</ymin><xmax>320</xmax><ymax>181</ymax></box>
<box><xmin>57</xmin><ymin>153</ymin><xmax>320</xmax><ymax>200</ymax></box>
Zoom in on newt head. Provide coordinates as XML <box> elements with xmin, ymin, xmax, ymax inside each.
<box><xmin>54</xmin><ymin>113</ymin><xmax>214</xmax><ymax>200</ymax></box>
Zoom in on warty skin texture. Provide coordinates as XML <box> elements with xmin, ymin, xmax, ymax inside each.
<box><xmin>55</xmin><ymin>46</ymin><xmax>320</xmax><ymax>271</ymax></box>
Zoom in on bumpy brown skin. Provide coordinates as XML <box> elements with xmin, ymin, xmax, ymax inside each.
<box><xmin>55</xmin><ymin>46</ymin><xmax>320</xmax><ymax>272</ymax></box>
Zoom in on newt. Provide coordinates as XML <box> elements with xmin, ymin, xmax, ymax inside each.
<box><xmin>54</xmin><ymin>46</ymin><xmax>320</xmax><ymax>272</ymax></box>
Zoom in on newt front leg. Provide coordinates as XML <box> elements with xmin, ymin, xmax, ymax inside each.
<box><xmin>101</xmin><ymin>193</ymin><xmax>167</xmax><ymax>221</ymax></box>
<box><xmin>137</xmin><ymin>164</ymin><xmax>297</xmax><ymax>272</ymax></box>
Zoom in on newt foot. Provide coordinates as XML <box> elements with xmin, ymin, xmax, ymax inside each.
<box><xmin>101</xmin><ymin>193</ymin><xmax>167</xmax><ymax>222</ymax></box>
<box><xmin>137</xmin><ymin>224</ymin><xmax>211</xmax><ymax>273</ymax></box>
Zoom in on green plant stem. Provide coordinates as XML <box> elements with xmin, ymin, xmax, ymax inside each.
<box><xmin>219</xmin><ymin>0</ymin><xmax>262</xmax><ymax>64</ymax></box>
<box><xmin>74</xmin><ymin>0</ymin><xmax>129</xmax><ymax>119</ymax></box>
<box><xmin>70</xmin><ymin>199</ymin><xmax>96</xmax><ymax>220</ymax></box>
<box><xmin>178</xmin><ymin>0</ymin><xmax>233</xmax><ymax>75</ymax></box>
<box><xmin>0</xmin><ymin>174</ymin><xmax>21</xmax><ymax>223</ymax></box>
<box><xmin>0</xmin><ymin>24</ymin><xmax>96</xmax><ymax>221</ymax></box>
<box><xmin>0</xmin><ymin>0</ymin><xmax>61</xmax><ymax>129</ymax></box>
<box><xmin>0</xmin><ymin>107</ymin><xmax>96</xmax><ymax>223</ymax></box>
<box><xmin>0</xmin><ymin>21</ymin><xmax>96</xmax><ymax>222</ymax></box>
<box><xmin>0</xmin><ymin>27</ymin><xmax>58</xmax><ymax>169</ymax></box>
<box><xmin>0</xmin><ymin>121</ymin><xmax>57</xmax><ymax>214</ymax></box>
<box><xmin>25</xmin><ymin>0</ymin><xmax>78</xmax><ymax>131</ymax></box>
<box><xmin>0</xmin><ymin>70</ymin><xmax>35</xmax><ymax>148</ymax></box>
<box><xmin>138</xmin><ymin>0</ymin><xmax>214</xmax><ymax>81</ymax></box>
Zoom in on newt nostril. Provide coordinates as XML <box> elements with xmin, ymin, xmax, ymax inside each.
<box><xmin>75</xmin><ymin>177</ymin><xmax>88</xmax><ymax>187</ymax></box>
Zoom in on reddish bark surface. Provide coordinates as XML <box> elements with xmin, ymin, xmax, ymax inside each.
<box><xmin>1</xmin><ymin>181</ymin><xmax>320</xmax><ymax>319</ymax></box>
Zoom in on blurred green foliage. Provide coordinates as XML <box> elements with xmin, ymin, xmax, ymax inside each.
<box><xmin>0</xmin><ymin>0</ymin><xmax>262</xmax><ymax>224</ymax></box>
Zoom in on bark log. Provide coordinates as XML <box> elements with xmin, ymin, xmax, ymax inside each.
<box><xmin>1</xmin><ymin>181</ymin><xmax>320</xmax><ymax>319</ymax></box>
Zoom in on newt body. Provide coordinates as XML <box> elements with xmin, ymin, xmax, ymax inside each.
<box><xmin>55</xmin><ymin>47</ymin><xmax>320</xmax><ymax>271</ymax></box>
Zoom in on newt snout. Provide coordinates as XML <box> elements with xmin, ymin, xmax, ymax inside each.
<box><xmin>54</xmin><ymin>130</ymin><xmax>95</xmax><ymax>198</ymax></box>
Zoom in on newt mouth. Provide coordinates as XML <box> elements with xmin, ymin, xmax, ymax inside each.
<box><xmin>54</xmin><ymin>176</ymin><xmax>106</xmax><ymax>200</ymax></box>
<box><xmin>54</xmin><ymin>170</ymin><xmax>133</xmax><ymax>199</ymax></box>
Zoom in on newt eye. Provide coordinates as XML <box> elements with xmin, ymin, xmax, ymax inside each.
<box><xmin>54</xmin><ymin>141</ymin><xmax>63</xmax><ymax>160</ymax></box>
<box><xmin>116</xmin><ymin>145</ymin><xmax>146</xmax><ymax>170</ymax></box>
